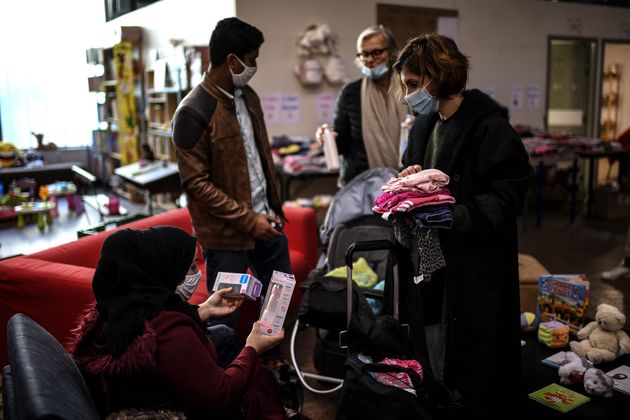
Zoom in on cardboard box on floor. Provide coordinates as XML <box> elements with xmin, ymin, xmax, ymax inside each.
<box><xmin>519</xmin><ymin>253</ymin><xmax>549</xmax><ymax>313</ymax></box>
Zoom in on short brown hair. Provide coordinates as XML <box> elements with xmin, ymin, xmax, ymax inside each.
<box><xmin>393</xmin><ymin>34</ymin><xmax>469</xmax><ymax>99</ymax></box>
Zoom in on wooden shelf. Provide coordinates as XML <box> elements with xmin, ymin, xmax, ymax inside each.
<box><xmin>147</xmin><ymin>128</ymin><xmax>172</xmax><ymax>137</ymax></box>
<box><xmin>146</xmin><ymin>87</ymin><xmax>181</xmax><ymax>94</ymax></box>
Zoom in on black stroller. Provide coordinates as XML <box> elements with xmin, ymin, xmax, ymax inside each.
<box><xmin>289</xmin><ymin>168</ymin><xmax>407</xmax><ymax>394</ymax></box>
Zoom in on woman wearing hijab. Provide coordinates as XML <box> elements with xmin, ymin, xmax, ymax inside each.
<box><xmin>69</xmin><ymin>226</ymin><xmax>287</xmax><ymax>420</ymax></box>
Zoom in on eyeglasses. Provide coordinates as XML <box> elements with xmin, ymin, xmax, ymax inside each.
<box><xmin>356</xmin><ymin>48</ymin><xmax>388</xmax><ymax>61</ymax></box>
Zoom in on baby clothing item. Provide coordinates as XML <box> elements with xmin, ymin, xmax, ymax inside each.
<box><xmin>370</xmin><ymin>357</ymin><xmax>425</xmax><ymax>396</ymax></box>
<box><xmin>382</xmin><ymin>168</ymin><xmax>450</xmax><ymax>194</ymax></box>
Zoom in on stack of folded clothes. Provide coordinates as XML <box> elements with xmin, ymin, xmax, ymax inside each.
<box><xmin>373</xmin><ymin>169</ymin><xmax>455</xmax><ymax>282</ymax></box>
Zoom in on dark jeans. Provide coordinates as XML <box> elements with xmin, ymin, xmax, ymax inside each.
<box><xmin>205</xmin><ymin>324</ymin><xmax>240</xmax><ymax>368</ymax></box>
<box><xmin>203</xmin><ymin>228</ymin><xmax>291</xmax><ymax>329</ymax></box>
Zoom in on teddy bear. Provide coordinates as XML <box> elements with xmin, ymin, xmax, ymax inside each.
<box><xmin>569</xmin><ymin>303</ymin><xmax>630</xmax><ymax>364</ymax></box>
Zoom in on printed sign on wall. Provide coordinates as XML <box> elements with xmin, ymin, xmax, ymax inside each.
<box><xmin>280</xmin><ymin>94</ymin><xmax>300</xmax><ymax>124</ymax></box>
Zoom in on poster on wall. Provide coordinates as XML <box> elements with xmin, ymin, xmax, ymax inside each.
<box><xmin>113</xmin><ymin>41</ymin><xmax>138</xmax><ymax>164</ymax></box>
<box><xmin>510</xmin><ymin>84</ymin><xmax>524</xmax><ymax>111</ymax></box>
<box><xmin>315</xmin><ymin>92</ymin><xmax>336</xmax><ymax>123</ymax></box>
<box><xmin>280</xmin><ymin>94</ymin><xmax>300</xmax><ymax>124</ymax></box>
<box><xmin>261</xmin><ymin>93</ymin><xmax>282</xmax><ymax>124</ymax></box>
<box><xmin>527</xmin><ymin>84</ymin><xmax>541</xmax><ymax>110</ymax></box>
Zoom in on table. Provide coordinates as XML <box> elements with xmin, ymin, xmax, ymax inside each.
<box><xmin>527</xmin><ymin>153</ymin><xmax>578</xmax><ymax>229</ymax></box>
<box><xmin>114</xmin><ymin>162</ymin><xmax>181</xmax><ymax>214</ymax></box>
<box><xmin>46</xmin><ymin>181</ymin><xmax>78</xmax><ymax>218</ymax></box>
<box><xmin>14</xmin><ymin>201</ymin><xmax>56</xmax><ymax>231</ymax></box>
<box><xmin>520</xmin><ymin>334</ymin><xmax>630</xmax><ymax>417</ymax></box>
<box><xmin>577</xmin><ymin>149</ymin><xmax>627</xmax><ymax>218</ymax></box>
<box><xmin>277</xmin><ymin>168</ymin><xmax>339</xmax><ymax>202</ymax></box>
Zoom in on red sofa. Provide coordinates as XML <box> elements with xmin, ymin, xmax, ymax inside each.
<box><xmin>0</xmin><ymin>206</ymin><xmax>318</xmax><ymax>367</ymax></box>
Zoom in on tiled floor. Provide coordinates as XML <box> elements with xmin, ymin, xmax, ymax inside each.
<box><xmin>2</xmin><ymin>196</ymin><xmax>630</xmax><ymax>419</ymax></box>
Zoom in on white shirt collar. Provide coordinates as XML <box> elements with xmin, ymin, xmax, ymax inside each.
<box><xmin>216</xmin><ymin>85</ymin><xmax>242</xmax><ymax>100</ymax></box>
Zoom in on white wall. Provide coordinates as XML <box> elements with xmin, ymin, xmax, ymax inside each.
<box><xmin>102</xmin><ymin>0</ymin><xmax>237</xmax><ymax>63</ymax></box>
<box><xmin>101</xmin><ymin>0</ymin><xmax>630</xmax><ymax>139</ymax></box>
<box><xmin>237</xmin><ymin>0</ymin><xmax>630</xmax><ymax>139</ymax></box>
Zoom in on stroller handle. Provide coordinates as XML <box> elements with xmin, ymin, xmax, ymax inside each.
<box><xmin>344</xmin><ymin>240</ymin><xmax>399</xmax><ymax>331</ymax></box>
<box><xmin>344</xmin><ymin>240</ymin><xmax>397</xmax><ymax>267</ymax></box>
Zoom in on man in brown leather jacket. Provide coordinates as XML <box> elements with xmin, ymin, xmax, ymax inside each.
<box><xmin>172</xmin><ymin>17</ymin><xmax>291</xmax><ymax>328</ymax></box>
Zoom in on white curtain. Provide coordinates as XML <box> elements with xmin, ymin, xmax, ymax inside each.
<box><xmin>0</xmin><ymin>0</ymin><xmax>104</xmax><ymax>150</ymax></box>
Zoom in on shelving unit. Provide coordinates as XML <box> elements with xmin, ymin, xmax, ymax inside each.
<box><xmin>600</xmin><ymin>63</ymin><xmax>621</xmax><ymax>141</ymax></box>
<box><xmin>86</xmin><ymin>26</ymin><xmax>145</xmax><ymax>187</ymax></box>
<box><xmin>143</xmin><ymin>44</ymin><xmax>209</xmax><ymax>162</ymax></box>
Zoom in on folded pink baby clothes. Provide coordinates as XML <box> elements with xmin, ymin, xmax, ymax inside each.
<box><xmin>383</xmin><ymin>194</ymin><xmax>456</xmax><ymax>214</ymax></box>
<box><xmin>383</xmin><ymin>168</ymin><xmax>450</xmax><ymax>194</ymax></box>
<box><xmin>373</xmin><ymin>189</ymin><xmax>451</xmax><ymax>213</ymax></box>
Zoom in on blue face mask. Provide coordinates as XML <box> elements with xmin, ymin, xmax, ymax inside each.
<box><xmin>405</xmin><ymin>80</ymin><xmax>438</xmax><ymax>115</ymax></box>
<box><xmin>361</xmin><ymin>62</ymin><xmax>390</xmax><ymax>80</ymax></box>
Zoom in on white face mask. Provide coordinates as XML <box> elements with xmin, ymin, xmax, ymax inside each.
<box><xmin>175</xmin><ymin>270</ymin><xmax>202</xmax><ymax>302</ymax></box>
<box><xmin>230</xmin><ymin>55</ymin><xmax>257</xmax><ymax>86</ymax></box>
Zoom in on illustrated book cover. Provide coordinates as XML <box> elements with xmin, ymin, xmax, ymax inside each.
<box><xmin>528</xmin><ymin>383</ymin><xmax>590</xmax><ymax>413</ymax></box>
<box><xmin>541</xmin><ymin>351</ymin><xmax>568</xmax><ymax>368</ymax></box>
<box><xmin>537</xmin><ymin>274</ymin><xmax>589</xmax><ymax>335</ymax></box>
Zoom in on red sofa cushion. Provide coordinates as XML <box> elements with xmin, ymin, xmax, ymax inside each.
<box><xmin>0</xmin><ymin>206</ymin><xmax>318</xmax><ymax>366</ymax></box>
<box><xmin>0</xmin><ymin>257</ymin><xmax>95</xmax><ymax>359</ymax></box>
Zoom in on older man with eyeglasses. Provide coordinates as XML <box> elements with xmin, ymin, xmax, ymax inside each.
<box><xmin>316</xmin><ymin>25</ymin><xmax>411</xmax><ymax>186</ymax></box>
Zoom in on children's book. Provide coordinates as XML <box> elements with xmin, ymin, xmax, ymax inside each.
<box><xmin>528</xmin><ymin>383</ymin><xmax>590</xmax><ymax>413</ymax></box>
<box><xmin>541</xmin><ymin>351</ymin><xmax>568</xmax><ymax>368</ymax></box>
<box><xmin>537</xmin><ymin>274</ymin><xmax>589</xmax><ymax>335</ymax></box>
<box><xmin>606</xmin><ymin>365</ymin><xmax>630</xmax><ymax>395</ymax></box>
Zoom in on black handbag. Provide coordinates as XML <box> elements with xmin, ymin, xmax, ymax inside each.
<box><xmin>336</xmin><ymin>353</ymin><xmax>435</xmax><ymax>420</ymax></box>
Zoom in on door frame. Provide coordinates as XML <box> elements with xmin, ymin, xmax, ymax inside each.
<box><xmin>545</xmin><ymin>35</ymin><xmax>599</xmax><ymax>137</ymax></box>
<box><xmin>598</xmin><ymin>38</ymin><xmax>630</xmax><ymax>140</ymax></box>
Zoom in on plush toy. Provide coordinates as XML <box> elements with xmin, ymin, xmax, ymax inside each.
<box><xmin>570</xmin><ymin>303</ymin><xmax>630</xmax><ymax>364</ymax></box>
<box><xmin>538</xmin><ymin>320</ymin><xmax>570</xmax><ymax>348</ymax></box>
<box><xmin>558</xmin><ymin>351</ymin><xmax>592</xmax><ymax>385</ymax></box>
<box><xmin>520</xmin><ymin>311</ymin><xmax>539</xmax><ymax>333</ymax></box>
<box><xmin>583</xmin><ymin>367</ymin><xmax>614</xmax><ymax>398</ymax></box>
<box><xmin>0</xmin><ymin>141</ymin><xmax>21</xmax><ymax>168</ymax></box>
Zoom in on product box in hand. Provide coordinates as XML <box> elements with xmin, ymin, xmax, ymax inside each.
<box><xmin>537</xmin><ymin>274</ymin><xmax>589</xmax><ymax>335</ymax></box>
<box><xmin>213</xmin><ymin>272</ymin><xmax>262</xmax><ymax>301</ymax></box>
<box><xmin>259</xmin><ymin>270</ymin><xmax>295</xmax><ymax>335</ymax></box>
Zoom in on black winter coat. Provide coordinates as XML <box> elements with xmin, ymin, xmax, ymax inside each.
<box><xmin>333</xmin><ymin>79</ymin><xmax>368</xmax><ymax>185</ymax></box>
<box><xmin>401</xmin><ymin>89</ymin><xmax>534</xmax><ymax>415</ymax></box>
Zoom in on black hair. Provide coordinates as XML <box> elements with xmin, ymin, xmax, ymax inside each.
<box><xmin>209</xmin><ymin>17</ymin><xmax>264</xmax><ymax>66</ymax></box>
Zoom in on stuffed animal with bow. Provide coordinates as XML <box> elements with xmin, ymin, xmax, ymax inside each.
<box><xmin>583</xmin><ymin>367</ymin><xmax>614</xmax><ymax>398</ymax></box>
<box><xmin>558</xmin><ymin>351</ymin><xmax>592</xmax><ymax>385</ymax></box>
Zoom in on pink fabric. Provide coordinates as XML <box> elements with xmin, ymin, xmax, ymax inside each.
<box><xmin>373</xmin><ymin>189</ymin><xmax>451</xmax><ymax>212</ymax></box>
<box><xmin>389</xmin><ymin>194</ymin><xmax>456</xmax><ymax>213</ymax></box>
<box><xmin>372</xmin><ymin>358</ymin><xmax>424</xmax><ymax>394</ymax></box>
<box><xmin>383</xmin><ymin>169</ymin><xmax>450</xmax><ymax>194</ymax></box>
<box><xmin>373</xmin><ymin>190</ymin><xmax>455</xmax><ymax>213</ymax></box>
